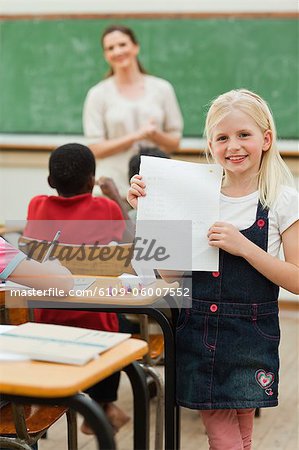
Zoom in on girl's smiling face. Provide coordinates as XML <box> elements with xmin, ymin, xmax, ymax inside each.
<box><xmin>208</xmin><ymin>109</ymin><xmax>272</xmax><ymax>179</ymax></box>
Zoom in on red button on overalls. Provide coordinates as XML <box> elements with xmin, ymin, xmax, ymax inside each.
<box><xmin>210</xmin><ymin>304</ymin><xmax>218</xmax><ymax>313</ymax></box>
<box><xmin>257</xmin><ymin>219</ymin><xmax>265</xmax><ymax>229</ymax></box>
<box><xmin>212</xmin><ymin>272</ymin><xmax>220</xmax><ymax>278</ymax></box>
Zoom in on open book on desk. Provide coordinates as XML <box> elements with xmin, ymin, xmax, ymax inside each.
<box><xmin>0</xmin><ymin>322</ymin><xmax>131</xmax><ymax>366</ymax></box>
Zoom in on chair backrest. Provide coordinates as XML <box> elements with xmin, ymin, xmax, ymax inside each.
<box><xmin>19</xmin><ymin>236</ymin><xmax>136</xmax><ymax>276</ymax></box>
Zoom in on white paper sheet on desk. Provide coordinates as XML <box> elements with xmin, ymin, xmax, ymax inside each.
<box><xmin>0</xmin><ymin>325</ymin><xmax>29</xmax><ymax>361</ymax></box>
<box><xmin>136</xmin><ymin>156</ymin><xmax>223</xmax><ymax>271</ymax></box>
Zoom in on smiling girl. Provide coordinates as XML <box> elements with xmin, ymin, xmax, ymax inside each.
<box><xmin>128</xmin><ymin>89</ymin><xmax>299</xmax><ymax>449</ymax></box>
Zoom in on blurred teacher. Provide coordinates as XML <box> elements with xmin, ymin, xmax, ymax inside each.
<box><xmin>83</xmin><ymin>25</ymin><xmax>183</xmax><ymax>196</ymax></box>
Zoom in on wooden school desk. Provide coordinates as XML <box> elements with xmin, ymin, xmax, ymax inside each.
<box><xmin>0</xmin><ymin>338</ymin><xmax>149</xmax><ymax>450</ymax></box>
<box><xmin>7</xmin><ymin>277</ymin><xmax>182</xmax><ymax>450</ymax></box>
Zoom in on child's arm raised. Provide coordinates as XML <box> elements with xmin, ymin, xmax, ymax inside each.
<box><xmin>97</xmin><ymin>176</ymin><xmax>135</xmax><ymax>242</ymax></box>
<box><xmin>208</xmin><ymin>220</ymin><xmax>299</xmax><ymax>294</ymax></box>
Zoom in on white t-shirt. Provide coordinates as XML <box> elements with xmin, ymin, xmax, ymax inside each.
<box><xmin>83</xmin><ymin>75</ymin><xmax>183</xmax><ymax>196</ymax></box>
<box><xmin>220</xmin><ymin>186</ymin><xmax>299</xmax><ymax>257</ymax></box>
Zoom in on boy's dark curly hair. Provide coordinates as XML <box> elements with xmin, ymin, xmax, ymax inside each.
<box><xmin>49</xmin><ymin>143</ymin><xmax>95</xmax><ymax>195</ymax></box>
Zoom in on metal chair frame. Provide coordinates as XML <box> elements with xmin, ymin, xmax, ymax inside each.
<box><xmin>0</xmin><ymin>403</ymin><xmax>77</xmax><ymax>450</ymax></box>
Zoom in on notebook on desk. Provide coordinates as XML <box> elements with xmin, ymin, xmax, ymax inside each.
<box><xmin>0</xmin><ymin>322</ymin><xmax>131</xmax><ymax>365</ymax></box>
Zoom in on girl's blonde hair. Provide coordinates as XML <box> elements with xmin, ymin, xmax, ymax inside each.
<box><xmin>204</xmin><ymin>89</ymin><xmax>294</xmax><ymax>208</ymax></box>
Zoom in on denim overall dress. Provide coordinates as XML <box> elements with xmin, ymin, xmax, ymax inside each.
<box><xmin>176</xmin><ymin>202</ymin><xmax>280</xmax><ymax>410</ymax></box>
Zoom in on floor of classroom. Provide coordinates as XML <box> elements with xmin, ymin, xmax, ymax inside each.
<box><xmin>39</xmin><ymin>309</ymin><xmax>298</xmax><ymax>450</ymax></box>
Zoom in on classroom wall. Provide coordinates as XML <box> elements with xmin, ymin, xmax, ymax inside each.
<box><xmin>1</xmin><ymin>151</ymin><xmax>298</xmax><ymax>222</ymax></box>
<box><xmin>0</xmin><ymin>0</ymin><xmax>297</xmax><ymax>13</ymax></box>
<box><xmin>0</xmin><ymin>167</ymin><xmax>52</xmax><ymax>221</ymax></box>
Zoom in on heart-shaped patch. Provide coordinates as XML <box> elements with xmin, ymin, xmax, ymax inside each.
<box><xmin>255</xmin><ymin>369</ymin><xmax>274</xmax><ymax>389</ymax></box>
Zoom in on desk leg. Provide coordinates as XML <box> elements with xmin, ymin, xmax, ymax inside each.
<box><xmin>123</xmin><ymin>362</ymin><xmax>149</xmax><ymax>450</ymax></box>
<box><xmin>176</xmin><ymin>403</ymin><xmax>181</xmax><ymax>449</ymax></box>
<box><xmin>168</xmin><ymin>299</ymin><xmax>181</xmax><ymax>450</ymax></box>
<box><xmin>147</xmin><ymin>308</ymin><xmax>178</xmax><ymax>450</ymax></box>
<box><xmin>94</xmin><ymin>304</ymin><xmax>180</xmax><ymax>450</ymax></box>
<box><xmin>68</xmin><ymin>394</ymin><xmax>116</xmax><ymax>450</ymax></box>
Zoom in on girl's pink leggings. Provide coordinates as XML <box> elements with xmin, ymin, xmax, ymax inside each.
<box><xmin>200</xmin><ymin>408</ymin><xmax>255</xmax><ymax>450</ymax></box>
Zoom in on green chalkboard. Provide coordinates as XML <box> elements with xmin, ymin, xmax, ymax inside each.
<box><xmin>0</xmin><ymin>18</ymin><xmax>298</xmax><ymax>138</ymax></box>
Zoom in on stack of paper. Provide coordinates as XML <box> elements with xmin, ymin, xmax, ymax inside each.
<box><xmin>0</xmin><ymin>322</ymin><xmax>131</xmax><ymax>366</ymax></box>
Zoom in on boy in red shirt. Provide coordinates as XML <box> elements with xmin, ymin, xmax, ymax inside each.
<box><xmin>23</xmin><ymin>143</ymin><xmax>130</xmax><ymax>433</ymax></box>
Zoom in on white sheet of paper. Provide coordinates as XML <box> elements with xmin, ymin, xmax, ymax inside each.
<box><xmin>0</xmin><ymin>326</ymin><xmax>30</xmax><ymax>362</ymax></box>
<box><xmin>136</xmin><ymin>157</ymin><xmax>223</xmax><ymax>271</ymax></box>
<box><xmin>119</xmin><ymin>272</ymin><xmax>156</xmax><ymax>288</ymax></box>
<box><xmin>0</xmin><ymin>325</ymin><xmax>16</xmax><ymax>334</ymax></box>
<box><xmin>130</xmin><ymin>261</ymin><xmax>156</xmax><ymax>285</ymax></box>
